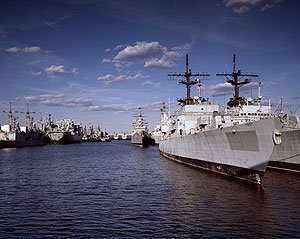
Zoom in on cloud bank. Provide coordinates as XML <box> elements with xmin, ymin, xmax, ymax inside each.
<box><xmin>104</xmin><ymin>41</ymin><xmax>189</xmax><ymax>69</ymax></box>
<box><xmin>5</xmin><ymin>46</ymin><xmax>41</xmax><ymax>53</ymax></box>
<box><xmin>24</xmin><ymin>94</ymin><xmax>92</xmax><ymax>107</ymax></box>
<box><xmin>223</xmin><ymin>0</ymin><xmax>282</xmax><ymax>14</ymax></box>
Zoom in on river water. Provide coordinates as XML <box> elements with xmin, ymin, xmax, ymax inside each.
<box><xmin>0</xmin><ymin>141</ymin><xmax>299</xmax><ymax>238</ymax></box>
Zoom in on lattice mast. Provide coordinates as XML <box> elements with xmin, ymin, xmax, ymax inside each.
<box><xmin>168</xmin><ymin>54</ymin><xmax>209</xmax><ymax>105</ymax></box>
<box><xmin>216</xmin><ymin>54</ymin><xmax>258</xmax><ymax>107</ymax></box>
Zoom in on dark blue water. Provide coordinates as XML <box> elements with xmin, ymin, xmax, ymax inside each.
<box><xmin>0</xmin><ymin>141</ymin><xmax>299</xmax><ymax>238</ymax></box>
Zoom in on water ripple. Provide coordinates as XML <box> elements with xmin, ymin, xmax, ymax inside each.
<box><xmin>0</xmin><ymin>141</ymin><xmax>299</xmax><ymax>238</ymax></box>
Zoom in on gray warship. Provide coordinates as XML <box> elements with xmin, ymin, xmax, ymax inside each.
<box><xmin>151</xmin><ymin>102</ymin><xmax>177</xmax><ymax>145</ymax></box>
<box><xmin>269</xmin><ymin>113</ymin><xmax>300</xmax><ymax>172</ymax></box>
<box><xmin>131</xmin><ymin>108</ymin><xmax>155</xmax><ymax>147</ymax></box>
<box><xmin>42</xmin><ymin>114</ymin><xmax>82</xmax><ymax>144</ymax></box>
<box><xmin>0</xmin><ymin>103</ymin><xmax>47</xmax><ymax>149</ymax></box>
<box><xmin>159</xmin><ymin>54</ymin><xmax>284</xmax><ymax>184</ymax></box>
<box><xmin>82</xmin><ymin>125</ymin><xmax>111</xmax><ymax>142</ymax></box>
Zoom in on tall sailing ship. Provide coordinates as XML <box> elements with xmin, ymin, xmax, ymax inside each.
<box><xmin>159</xmin><ymin>54</ymin><xmax>284</xmax><ymax>184</ymax></box>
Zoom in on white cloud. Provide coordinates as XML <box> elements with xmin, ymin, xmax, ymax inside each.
<box><xmin>24</xmin><ymin>94</ymin><xmax>92</xmax><ymax>107</ymax></box>
<box><xmin>209</xmin><ymin>82</ymin><xmax>233</xmax><ymax>96</ymax></box>
<box><xmin>113</xmin><ymin>62</ymin><xmax>122</xmax><ymax>68</ymax></box>
<box><xmin>114</xmin><ymin>41</ymin><xmax>165</xmax><ymax>61</ymax></box>
<box><xmin>83</xmin><ymin>101</ymin><xmax>163</xmax><ymax>113</ymax></box>
<box><xmin>114</xmin><ymin>44</ymin><xmax>124</xmax><ymax>51</ymax></box>
<box><xmin>127</xmin><ymin>73</ymin><xmax>148</xmax><ymax>81</ymax></box>
<box><xmin>102</xmin><ymin>58</ymin><xmax>112</xmax><ymax>63</ymax></box>
<box><xmin>233</xmin><ymin>5</ymin><xmax>250</xmax><ymax>14</ymax></box>
<box><xmin>45</xmin><ymin>65</ymin><xmax>65</xmax><ymax>75</ymax></box>
<box><xmin>223</xmin><ymin>0</ymin><xmax>282</xmax><ymax>14</ymax></box>
<box><xmin>224</xmin><ymin>0</ymin><xmax>263</xmax><ymax>7</ymax></box>
<box><xmin>5</xmin><ymin>46</ymin><xmax>41</xmax><ymax>53</ymax></box>
<box><xmin>98</xmin><ymin>74</ymin><xmax>126</xmax><ymax>85</ymax></box>
<box><xmin>103</xmin><ymin>41</ymin><xmax>187</xmax><ymax>69</ymax></box>
<box><xmin>5</xmin><ymin>47</ymin><xmax>20</xmax><ymax>53</ymax></box>
<box><xmin>144</xmin><ymin>57</ymin><xmax>176</xmax><ymax>68</ymax></box>
<box><xmin>71</xmin><ymin>67</ymin><xmax>79</xmax><ymax>75</ymax></box>
<box><xmin>209</xmin><ymin>81</ymin><xmax>260</xmax><ymax>96</ymax></box>
<box><xmin>142</xmin><ymin>80</ymin><xmax>160</xmax><ymax>88</ymax></box>
<box><xmin>32</xmin><ymin>71</ymin><xmax>42</xmax><ymax>76</ymax></box>
<box><xmin>98</xmin><ymin>72</ymin><xmax>148</xmax><ymax>84</ymax></box>
<box><xmin>23</xmin><ymin>46</ymin><xmax>41</xmax><ymax>53</ymax></box>
<box><xmin>102</xmin><ymin>41</ymin><xmax>186</xmax><ymax>69</ymax></box>
<box><xmin>98</xmin><ymin>74</ymin><xmax>114</xmax><ymax>81</ymax></box>
<box><xmin>104</xmin><ymin>45</ymin><xmax>123</xmax><ymax>53</ymax></box>
<box><xmin>83</xmin><ymin>104</ymin><xmax>135</xmax><ymax>112</ymax></box>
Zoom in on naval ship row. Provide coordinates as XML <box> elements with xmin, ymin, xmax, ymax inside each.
<box><xmin>144</xmin><ymin>54</ymin><xmax>299</xmax><ymax>184</ymax></box>
<box><xmin>1</xmin><ymin>54</ymin><xmax>299</xmax><ymax>185</ymax></box>
<box><xmin>0</xmin><ymin>105</ymin><xmax>111</xmax><ymax>148</ymax></box>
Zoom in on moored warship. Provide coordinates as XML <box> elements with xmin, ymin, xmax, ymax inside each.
<box><xmin>151</xmin><ymin>102</ymin><xmax>176</xmax><ymax>145</ymax></box>
<box><xmin>159</xmin><ymin>54</ymin><xmax>284</xmax><ymax>184</ymax></box>
<box><xmin>131</xmin><ymin>108</ymin><xmax>155</xmax><ymax>147</ymax></box>
<box><xmin>269</xmin><ymin>114</ymin><xmax>300</xmax><ymax>172</ymax></box>
<box><xmin>0</xmin><ymin>103</ymin><xmax>47</xmax><ymax>149</ymax></box>
<box><xmin>42</xmin><ymin>114</ymin><xmax>82</xmax><ymax>144</ymax></box>
<box><xmin>82</xmin><ymin>125</ymin><xmax>111</xmax><ymax>142</ymax></box>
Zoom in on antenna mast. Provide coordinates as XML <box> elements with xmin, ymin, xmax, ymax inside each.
<box><xmin>216</xmin><ymin>54</ymin><xmax>258</xmax><ymax>107</ymax></box>
<box><xmin>168</xmin><ymin>54</ymin><xmax>209</xmax><ymax>105</ymax></box>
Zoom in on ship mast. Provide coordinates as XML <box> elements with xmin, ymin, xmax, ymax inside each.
<box><xmin>20</xmin><ymin>103</ymin><xmax>35</xmax><ymax>130</ymax></box>
<box><xmin>168</xmin><ymin>54</ymin><xmax>209</xmax><ymax>105</ymax></box>
<box><xmin>3</xmin><ymin>102</ymin><xmax>19</xmax><ymax>129</ymax></box>
<box><xmin>216</xmin><ymin>54</ymin><xmax>258</xmax><ymax>107</ymax></box>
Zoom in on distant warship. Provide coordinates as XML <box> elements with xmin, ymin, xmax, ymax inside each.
<box><xmin>131</xmin><ymin>108</ymin><xmax>155</xmax><ymax>147</ymax></box>
<box><xmin>269</xmin><ymin>113</ymin><xmax>300</xmax><ymax>172</ymax></box>
<box><xmin>0</xmin><ymin>103</ymin><xmax>47</xmax><ymax>148</ymax></box>
<box><xmin>42</xmin><ymin>114</ymin><xmax>82</xmax><ymax>144</ymax></box>
<box><xmin>151</xmin><ymin>102</ymin><xmax>176</xmax><ymax>145</ymax></box>
<box><xmin>82</xmin><ymin>125</ymin><xmax>111</xmax><ymax>142</ymax></box>
<box><xmin>159</xmin><ymin>54</ymin><xmax>284</xmax><ymax>184</ymax></box>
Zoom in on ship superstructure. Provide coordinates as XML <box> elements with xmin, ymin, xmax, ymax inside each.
<box><xmin>151</xmin><ymin>102</ymin><xmax>177</xmax><ymax>144</ymax></box>
<box><xmin>159</xmin><ymin>54</ymin><xmax>284</xmax><ymax>184</ymax></box>
<box><xmin>42</xmin><ymin>114</ymin><xmax>82</xmax><ymax>144</ymax></box>
<box><xmin>131</xmin><ymin>108</ymin><xmax>155</xmax><ymax>147</ymax></box>
<box><xmin>82</xmin><ymin>125</ymin><xmax>111</xmax><ymax>142</ymax></box>
<box><xmin>0</xmin><ymin>103</ymin><xmax>46</xmax><ymax>148</ymax></box>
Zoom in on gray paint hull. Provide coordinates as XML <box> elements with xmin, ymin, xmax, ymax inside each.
<box><xmin>159</xmin><ymin>118</ymin><xmax>281</xmax><ymax>184</ymax></box>
<box><xmin>47</xmin><ymin>132</ymin><xmax>82</xmax><ymax>144</ymax></box>
<box><xmin>0</xmin><ymin>138</ymin><xmax>47</xmax><ymax>149</ymax></box>
<box><xmin>131</xmin><ymin>131</ymin><xmax>155</xmax><ymax>147</ymax></box>
<box><xmin>269</xmin><ymin>129</ymin><xmax>300</xmax><ymax>172</ymax></box>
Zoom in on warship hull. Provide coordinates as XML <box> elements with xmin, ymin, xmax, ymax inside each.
<box><xmin>159</xmin><ymin>118</ymin><xmax>282</xmax><ymax>184</ymax></box>
<box><xmin>0</xmin><ymin>139</ymin><xmax>47</xmax><ymax>149</ymax></box>
<box><xmin>47</xmin><ymin>132</ymin><xmax>82</xmax><ymax>144</ymax></box>
<box><xmin>131</xmin><ymin>131</ymin><xmax>155</xmax><ymax>147</ymax></box>
<box><xmin>269</xmin><ymin>129</ymin><xmax>300</xmax><ymax>172</ymax></box>
<box><xmin>0</xmin><ymin>131</ymin><xmax>47</xmax><ymax>149</ymax></box>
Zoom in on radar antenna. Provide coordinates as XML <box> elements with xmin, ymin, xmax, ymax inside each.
<box><xmin>216</xmin><ymin>54</ymin><xmax>258</xmax><ymax>107</ymax></box>
<box><xmin>168</xmin><ymin>54</ymin><xmax>209</xmax><ymax>105</ymax></box>
<box><xmin>20</xmin><ymin>103</ymin><xmax>35</xmax><ymax>129</ymax></box>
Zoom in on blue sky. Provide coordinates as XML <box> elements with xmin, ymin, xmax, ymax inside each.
<box><xmin>0</xmin><ymin>0</ymin><xmax>299</xmax><ymax>132</ymax></box>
